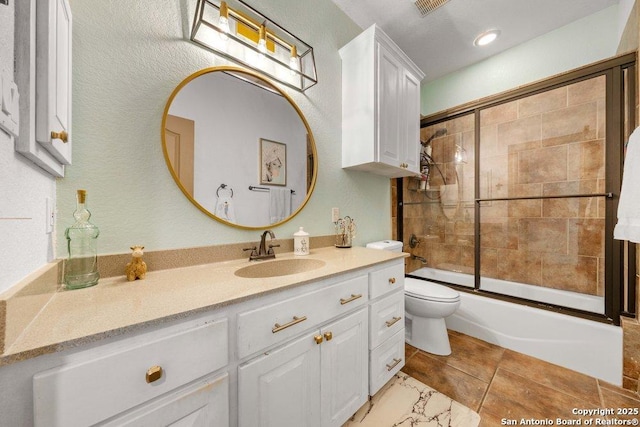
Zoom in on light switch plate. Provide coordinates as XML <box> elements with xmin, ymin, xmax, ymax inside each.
<box><xmin>45</xmin><ymin>198</ymin><xmax>54</xmax><ymax>234</ymax></box>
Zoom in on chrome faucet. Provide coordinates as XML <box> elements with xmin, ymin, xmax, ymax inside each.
<box><xmin>244</xmin><ymin>230</ymin><xmax>279</xmax><ymax>261</ymax></box>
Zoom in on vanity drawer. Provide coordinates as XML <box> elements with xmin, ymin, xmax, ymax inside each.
<box><xmin>369</xmin><ymin>329</ymin><xmax>405</xmax><ymax>395</ymax></box>
<box><xmin>33</xmin><ymin>317</ymin><xmax>228</xmax><ymax>427</ymax></box>
<box><xmin>369</xmin><ymin>261</ymin><xmax>405</xmax><ymax>300</ymax></box>
<box><xmin>238</xmin><ymin>275</ymin><xmax>368</xmax><ymax>359</ymax></box>
<box><xmin>369</xmin><ymin>290</ymin><xmax>404</xmax><ymax>349</ymax></box>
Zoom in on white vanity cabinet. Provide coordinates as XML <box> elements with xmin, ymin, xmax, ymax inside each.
<box><xmin>340</xmin><ymin>24</ymin><xmax>424</xmax><ymax>178</ymax></box>
<box><xmin>0</xmin><ymin>252</ymin><xmax>407</xmax><ymax>426</ymax></box>
<box><xmin>32</xmin><ymin>316</ymin><xmax>229</xmax><ymax>427</ymax></box>
<box><xmin>367</xmin><ymin>261</ymin><xmax>406</xmax><ymax>395</ymax></box>
<box><xmin>237</xmin><ymin>274</ymin><xmax>370</xmax><ymax>427</ymax></box>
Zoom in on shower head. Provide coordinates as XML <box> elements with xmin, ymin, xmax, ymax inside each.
<box><xmin>420</xmin><ymin>128</ymin><xmax>447</xmax><ymax>147</ymax></box>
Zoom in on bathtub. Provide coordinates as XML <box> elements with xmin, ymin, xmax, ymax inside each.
<box><xmin>407</xmin><ymin>267</ymin><xmax>623</xmax><ymax>385</ymax></box>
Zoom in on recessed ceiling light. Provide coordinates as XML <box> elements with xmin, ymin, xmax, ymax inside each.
<box><xmin>473</xmin><ymin>29</ymin><xmax>501</xmax><ymax>47</ymax></box>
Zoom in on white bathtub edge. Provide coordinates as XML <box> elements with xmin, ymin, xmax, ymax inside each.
<box><xmin>445</xmin><ymin>292</ymin><xmax>623</xmax><ymax>385</ymax></box>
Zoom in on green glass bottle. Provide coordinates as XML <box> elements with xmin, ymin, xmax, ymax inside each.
<box><xmin>64</xmin><ymin>190</ymin><xmax>100</xmax><ymax>289</ymax></box>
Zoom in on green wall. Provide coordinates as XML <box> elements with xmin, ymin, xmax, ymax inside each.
<box><xmin>58</xmin><ymin>0</ymin><xmax>392</xmax><ymax>256</ymax></box>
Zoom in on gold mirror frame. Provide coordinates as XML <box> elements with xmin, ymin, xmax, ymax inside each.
<box><xmin>161</xmin><ymin>66</ymin><xmax>318</xmax><ymax>230</ymax></box>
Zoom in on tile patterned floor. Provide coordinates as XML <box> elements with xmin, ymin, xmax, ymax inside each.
<box><xmin>402</xmin><ymin>330</ymin><xmax>640</xmax><ymax>426</ymax></box>
<box><xmin>344</xmin><ymin>373</ymin><xmax>480</xmax><ymax>426</ymax></box>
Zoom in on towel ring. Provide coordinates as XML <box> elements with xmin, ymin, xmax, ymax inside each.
<box><xmin>216</xmin><ymin>184</ymin><xmax>233</xmax><ymax>198</ymax></box>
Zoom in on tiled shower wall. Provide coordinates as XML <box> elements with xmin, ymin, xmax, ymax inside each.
<box><xmin>395</xmin><ymin>65</ymin><xmax>640</xmax><ymax>394</ymax></box>
<box><xmin>402</xmin><ymin>76</ymin><xmax>607</xmax><ymax>298</ymax></box>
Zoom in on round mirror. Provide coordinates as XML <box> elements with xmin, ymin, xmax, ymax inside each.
<box><xmin>162</xmin><ymin>67</ymin><xmax>317</xmax><ymax>229</ymax></box>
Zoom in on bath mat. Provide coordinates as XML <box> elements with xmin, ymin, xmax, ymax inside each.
<box><xmin>343</xmin><ymin>372</ymin><xmax>481</xmax><ymax>427</ymax></box>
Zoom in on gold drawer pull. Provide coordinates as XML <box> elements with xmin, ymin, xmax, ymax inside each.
<box><xmin>51</xmin><ymin>130</ymin><xmax>69</xmax><ymax>143</ymax></box>
<box><xmin>272</xmin><ymin>315</ymin><xmax>307</xmax><ymax>333</ymax></box>
<box><xmin>324</xmin><ymin>331</ymin><xmax>333</xmax><ymax>341</ymax></box>
<box><xmin>340</xmin><ymin>293</ymin><xmax>363</xmax><ymax>305</ymax></box>
<box><xmin>389</xmin><ymin>277</ymin><xmax>396</xmax><ymax>284</ymax></box>
<box><xmin>314</xmin><ymin>335</ymin><xmax>324</xmax><ymax>344</ymax></box>
<box><xmin>146</xmin><ymin>365</ymin><xmax>163</xmax><ymax>383</ymax></box>
<box><xmin>385</xmin><ymin>316</ymin><xmax>402</xmax><ymax>328</ymax></box>
<box><xmin>386</xmin><ymin>358</ymin><xmax>402</xmax><ymax>371</ymax></box>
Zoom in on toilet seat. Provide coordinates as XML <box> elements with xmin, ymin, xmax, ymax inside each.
<box><xmin>405</xmin><ymin>278</ymin><xmax>460</xmax><ymax>303</ymax></box>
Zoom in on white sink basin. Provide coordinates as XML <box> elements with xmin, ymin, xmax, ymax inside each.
<box><xmin>234</xmin><ymin>258</ymin><xmax>326</xmax><ymax>279</ymax></box>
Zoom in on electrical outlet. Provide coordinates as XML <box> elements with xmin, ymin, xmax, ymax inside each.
<box><xmin>45</xmin><ymin>198</ymin><xmax>54</xmax><ymax>234</ymax></box>
<box><xmin>331</xmin><ymin>207</ymin><xmax>340</xmax><ymax>223</ymax></box>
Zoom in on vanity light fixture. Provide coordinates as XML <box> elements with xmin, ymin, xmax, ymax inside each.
<box><xmin>190</xmin><ymin>0</ymin><xmax>318</xmax><ymax>92</ymax></box>
<box><xmin>473</xmin><ymin>29</ymin><xmax>500</xmax><ymax>47</ymax></box>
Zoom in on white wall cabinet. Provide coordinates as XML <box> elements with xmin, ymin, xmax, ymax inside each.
<box><xmin>340</xmin><ymin>24</ymin><xmax>424</xmax><ymax>178</ymax></box>
<box><xmin>14</xmin><ymin>0</ymin><xmax>72</xmax><ymax>177</ymax></box>
<box><xmin>35</xmin><ymin>0</ymin><xmax>73</xmax><ymax>165</ymax></box>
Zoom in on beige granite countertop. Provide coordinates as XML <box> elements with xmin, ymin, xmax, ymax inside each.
<box><xmin>0</xmin><ymin>246</ymin><xmax>406</xmax><ymax>366</ymax></box>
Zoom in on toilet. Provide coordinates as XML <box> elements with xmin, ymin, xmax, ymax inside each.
<box><xmin>404</xmin><ymin>277</ymin><xmax>460</xmax><ymax>355</ymax></box>
<box><xmin>366</xmin><ymin>240</ymin><xmax>461</xmax><ymax>356</ymax></box>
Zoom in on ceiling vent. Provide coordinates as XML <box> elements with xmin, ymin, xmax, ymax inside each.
<box><xmin>413</xmin><ymin>0</ymin><xmax>450</xmax><ymax>17</ymax></box>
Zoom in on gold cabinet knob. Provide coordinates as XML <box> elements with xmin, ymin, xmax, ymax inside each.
<box><xmin>314</xmin><ymin>335</ymin><xmax>324</xmax><ymax>344</ymax></box>
<box><xmin>324</xmin><ymin>331</ymin><xmax>333</xmax><ymax>341</ymax></box>
<box><xmin>146</xmin><ymin>365</ymin><xmax>163</xmax><ymax>383</ymax></box>
<box><xmin>51</xmin><ymin>130</ymin><xmax>69</xmax><ymax>143</ymax></box>
<box><xmin>389</xmin><ymin>277</ymin><xmax>396</xmax><ymax>284</ymax></box>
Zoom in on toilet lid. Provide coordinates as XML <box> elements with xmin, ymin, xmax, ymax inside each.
<box><xmin>405</xmin><ymin>278</ymin><xmax>460</xmax><ymax>302</ymax></box>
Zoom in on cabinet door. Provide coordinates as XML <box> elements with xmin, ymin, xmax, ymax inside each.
<box><xmin>99</xmin><ymin>373</ymin><xmax>229</xmax><ymax>427</ymax></box>
<box><xmin>36</xmin><ymin>0</ymin><xmax>72</xmax><ymax>164</ymax></box>
<box><xmin>320</xmin><ymin>308</ymin><xmax>368</xmax><ymax>427</ymax></box>
<box><xmin>238</xmin><ymin>332</ymin><xmax>321</xmax><ymax>427</ymax></box>
<box><xmin>400</xmin><ymin>69</ymin><xmax>421</xmax><ymax>174</ymax></box>
<box><xmin>376</xmin><ymin>42</ymin><xmax>402</xmax><ymax>168</ymax></box>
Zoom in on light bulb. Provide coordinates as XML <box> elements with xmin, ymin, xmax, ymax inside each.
<box><xmin>289</xmin><ymin>45</ymin><xmax>299</xmax><ymax>76</ymax></box>
<box><xmin>258</xmin><ymin>24</ymin><xmax>267</xmax><ymax>54</ymax></box>
<box><xmin>218</xmin><ymin>1</ymin><xmax>230</xmax><ymax>41</ymax></box>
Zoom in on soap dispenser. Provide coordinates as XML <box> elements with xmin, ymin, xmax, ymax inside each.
<box><xmin>293</xmin><ymin>227</ymin><xmax>309</xmax><ymax>256</ymax></box>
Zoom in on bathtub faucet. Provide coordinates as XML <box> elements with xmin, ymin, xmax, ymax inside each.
<box><xmin>412</xmin><ymin>254</ymin><xmax>428</xmax><ymax>265</ymax></box>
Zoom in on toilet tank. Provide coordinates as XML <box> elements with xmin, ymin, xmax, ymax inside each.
<box><xmin>366</xmin><ymin>240</ymin><xmax>403</xmax><ymax>252</ymax></box>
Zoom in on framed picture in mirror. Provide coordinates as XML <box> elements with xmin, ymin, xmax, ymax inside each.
<box><xmin>260</xmin><ymin>139</ymin><xmax>286</xmax><ymax>186</ymax></box>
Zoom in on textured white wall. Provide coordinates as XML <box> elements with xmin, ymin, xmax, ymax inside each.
<box><xmin>0</xmin><ymin>2</ymin><xmax>58</xmax><ymax>294</ymax></box>
<box><xmin>421</xmin><ymin>5</ymin><xmax>620</xmax><ymax>116</ymax></box>
<box><xmin>56</xmin><ymin>0</ymin><xmax>390</xmax><ymax>257</ymax></box>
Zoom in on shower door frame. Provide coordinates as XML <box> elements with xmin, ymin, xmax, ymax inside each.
<box><xmin>400</xmin><ymin>52</ymin><xmax>636</xmax><ymax>326</ymax></box>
